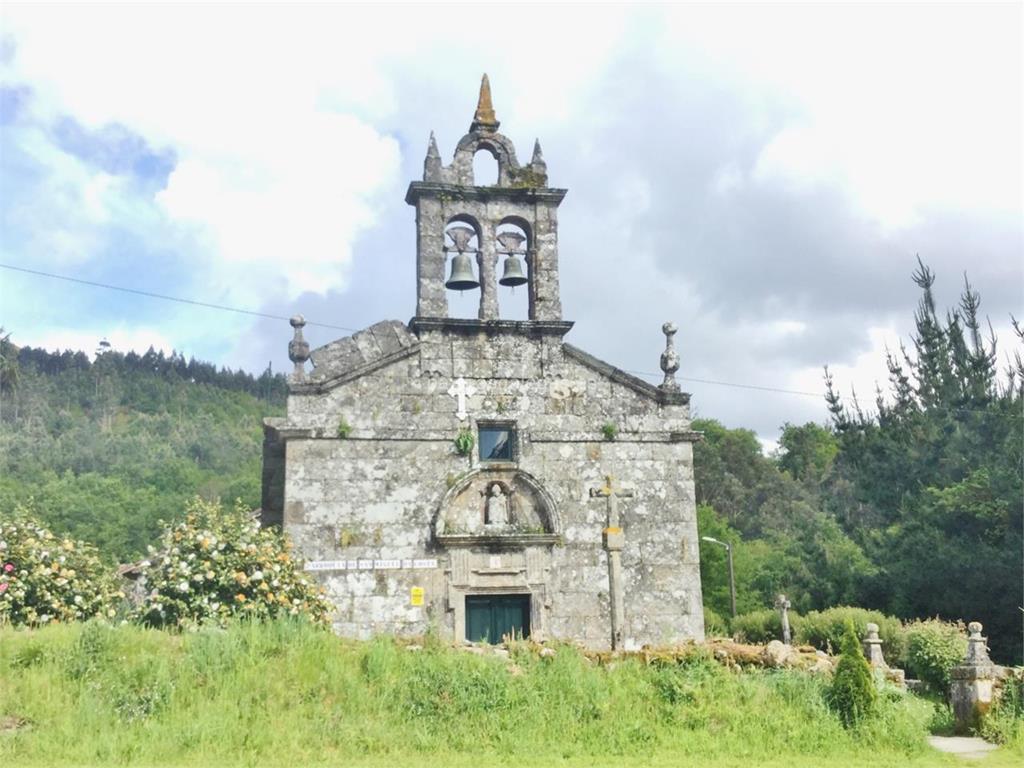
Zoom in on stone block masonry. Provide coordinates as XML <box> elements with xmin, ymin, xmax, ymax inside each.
<box><xmin>262</xmin><ymin>75</ymin><xmax>704</xmax><ymax>650</ymax></box>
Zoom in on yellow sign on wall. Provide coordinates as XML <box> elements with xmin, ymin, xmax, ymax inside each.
<box><xmin>410</xmin><ymin>586</ymin><xmax>424</xmax><ymax>606</ymax></box>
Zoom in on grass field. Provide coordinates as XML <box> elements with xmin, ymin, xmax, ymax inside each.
<box><xmin>1</xmin><ymin>619</ymin><xmax>1020</xmax><ymax>767</ymax></box>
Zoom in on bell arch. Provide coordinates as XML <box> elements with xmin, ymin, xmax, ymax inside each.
<box><xmin>452</xmin><ymin>133</ymin><xmax>520</xmax><ymax>186</ymax></box>
<box><xmin>495</xmin><ymin>218</ymin><xmax>531</xmax><ymax>320</ymax></box>
<box><xmin>472</xmin><ymin>148</ymin><xmax>500</xmax><ymax>186</ymax></box>
<box><xmin>443</xmin><ymin>216</ymin><xmax>482</xmax><ymax>317</ymax></box>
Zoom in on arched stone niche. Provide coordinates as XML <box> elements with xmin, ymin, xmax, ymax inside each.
<box><xmin>434</xmin><ymin>468</ymin><xmax>560</xmax><ymax>547</ymax></box>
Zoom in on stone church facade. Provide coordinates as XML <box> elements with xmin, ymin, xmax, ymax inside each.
<box><xmin>262</xmin><ymin>77</ymin><xmax>704</xmax><ymax>650</ymax></box>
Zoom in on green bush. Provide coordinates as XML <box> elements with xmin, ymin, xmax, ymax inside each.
<box><xmin>797</xmin><ymin>606</ymin><xmax>904</xmax><ymax>658</ymax></box>
<box><xmin>133</xmin><ymin>498</ymin><xmax>332</xmax><ymax>629</ymax></box>
<box><xmin>904</xmin><ymin>618</ymin><xmax>966</xmax><ymax>694</ymax></box>
<box><xmin>0</xmin><ymin>511</ymin><xmax>124</xmax><ymax>626</ymax></box>
<box><xmin>980</xmin><ymin>674</ymin><xmax>1024</xmax><ymax>745</ymax></box>
<box><xmin>703</xmin><ymin>606</ymin><xmax>729</xmax><ymax>638</ymax></box>
<box><xmin>828</xmin><ymin>619</ymin><xmax>877</xmax><ymax>727</ymax></box>
<box><xmin>731</xmin><ymin>608</ymin><xmax>801</xmax><ymax>644</ymax></box>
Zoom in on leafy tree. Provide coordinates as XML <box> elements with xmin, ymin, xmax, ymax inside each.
<box><xmin>777</xmin><ymin>421</ymin><xmax>838</xmax><ymax>485</ymax></box>
<box><xmin>694</xmin><ymin>422</ymin><xmax>874</xmax><ymax>616</ymax></box>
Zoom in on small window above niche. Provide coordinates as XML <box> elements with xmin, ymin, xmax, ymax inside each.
<box><xmin>478</xmin><ymin>421</ymin><xmax>516</xmax><ymax>462</ymax></box>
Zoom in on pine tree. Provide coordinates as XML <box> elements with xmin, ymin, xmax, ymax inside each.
<box><xmin>829</xmin><ymin>619</ymin><xmax>877</xmax><ymax>727</ymax></box>
<box><xmin>824</xmin><ymin>261</ymin><xmax>1023</xmax><ymax>663</ymax></box>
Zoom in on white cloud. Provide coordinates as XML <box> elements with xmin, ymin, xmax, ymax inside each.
<box><xmin>3</xmin><ymin>4</ymin><xmax>404</xmax><ymax>306</ymax></box>
<box><xmin>658</xmin><ymin>3</ymin><xmax>1021</xmax><ymax>230</ymax></box>
<box><xmin>791</xmin><ymin>325</ymin><xmax>898</xmax><ymax>402</ymax></box>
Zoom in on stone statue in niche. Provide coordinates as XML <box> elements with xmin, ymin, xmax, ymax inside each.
<box><xmin>437</xmin><ymin>473</ymin><xmax>551</xmax><ymax>537</ymax></box>
<box><xmin>485</xmin><ymin>484</ymin><xmax>510</xmax><ymax>527</ymax></box>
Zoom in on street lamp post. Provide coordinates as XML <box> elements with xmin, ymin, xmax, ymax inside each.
<box><xmin>701</xmin><ymin>536</ymin><xmax>736</xmax><ymax>618</ymax></box>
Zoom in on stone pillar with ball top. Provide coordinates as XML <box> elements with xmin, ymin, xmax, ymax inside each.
<box><xmin>950</xmin><ymin>621</ymin><xmax>1000</xmax><ymax>733</ymax></box>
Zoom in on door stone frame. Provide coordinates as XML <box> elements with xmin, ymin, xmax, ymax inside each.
<box><xmin>450</xmin><ymin>583</ymin><xmax>548</xmax><ymax>643</ymax></box>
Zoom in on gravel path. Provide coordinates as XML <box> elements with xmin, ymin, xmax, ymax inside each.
<box><xmin>928</xmin><ymin>736</ymin><xmax>998</xmax><ymax>760</ymax></box>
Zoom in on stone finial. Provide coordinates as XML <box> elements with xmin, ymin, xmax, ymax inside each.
<box><xmin>965</xmin><ymin>621</ymin><xmax>993</xmax><ymax>666</ymax></box>
<box><xmin>863</xmin><ymin>622</ymin><xmax>888</xmax><ymax>668</ymax></box>
<box><xmin>288</xmin><ymin>315</ymin><xmax>310</xmax><ymax>381</ymax></box>
<box><xmin>532</xmin><ymin>138</ymin><xmax>547</xmax><ymax>167</ymax></box>
<box><xmin>659</xmin><ymin>322</ymin><xmax>680</xmax><ymax>392</ymax></box>
<box><xmin>470</xmin><ymin>73</ymin><xmax>500</xmax><ymax>133</ymax></box>
<box><xmin>424</xmin><ymin>131</ymin><xmax>442</xmax><ymax>181</ymax></box>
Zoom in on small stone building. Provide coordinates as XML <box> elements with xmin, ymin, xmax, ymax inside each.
<box><xmin>262</xmin><ymin>77</ymin><xmax>704</xmax><ymax>649</ymax></box>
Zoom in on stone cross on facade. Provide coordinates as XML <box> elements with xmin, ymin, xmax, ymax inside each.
<box><xmin>590</xmin><ymin>475</ymin><xmax>634</xmax><ymax>650</ymax></box>
<box><xmin>447</xmin><ymin>377</ymin><xmax>476</xmax><ymax>421</ymax></box>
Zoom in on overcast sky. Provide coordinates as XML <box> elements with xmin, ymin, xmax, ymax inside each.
<box><xmin>1</xmin><ymin>3</ymin><xmax>1021</xmax><ymax>446</ymax></box>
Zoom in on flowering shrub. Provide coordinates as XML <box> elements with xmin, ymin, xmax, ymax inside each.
<box><xmin>0</xmin><ymin>512</ymin><xmax>124</xmax><ymax>626</ymax></box>
<box><xmin>134</xmin><ymin>498</ymin><xmax>332</xmax><ymax>629</ymax></box>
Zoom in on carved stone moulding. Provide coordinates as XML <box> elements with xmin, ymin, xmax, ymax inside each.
<box><xmin>436</xmin><ymin>533</ymin><xmax>562</xmax><ymax>550</ymax></box>
<box><xmin>433</xmin><ymin>467</ymin><xmax>560</xmax><ymax>546</ymax></box>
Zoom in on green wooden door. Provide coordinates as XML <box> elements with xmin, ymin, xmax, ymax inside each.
<box><xmin>465</xmin><ymin>594</ymin><xmax>530</xmax><ymax>643</ymax></box>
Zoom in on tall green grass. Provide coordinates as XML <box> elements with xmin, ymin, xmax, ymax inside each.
<box><xmin>0</xmin><ymin>619</ymin><xmax>999</xmax><ymax>767</ymax></box>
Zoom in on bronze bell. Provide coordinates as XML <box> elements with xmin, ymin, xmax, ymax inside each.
<box><xmin>498</xmin><ymin>254</ymin><xmax>528</xmax><ymax>287</ymax></box>
<box><xmin>445</xmin><ymin>252</ymin><xmax>480</xmax><ymax>291</ymax></box>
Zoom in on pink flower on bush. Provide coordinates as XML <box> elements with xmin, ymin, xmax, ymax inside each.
<box><xmin>0</xmin><ymin>583</ymin><xmax>8</xmax><ymax>593</ymax></box>
<box><xmin>2</xmin><ymin>563</ymin><xmax>12</xmax><ymax>573</ymax></box>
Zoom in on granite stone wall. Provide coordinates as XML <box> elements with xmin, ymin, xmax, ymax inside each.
<box><xmin>264</xmin><ymin>323</ymin><xmax>704</xmax><ymax>649</ymax></box>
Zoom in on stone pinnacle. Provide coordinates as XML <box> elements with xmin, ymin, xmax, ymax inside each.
<box><xmin>470</xmin><ymin>73</ymin><xmax>500</xmax><ymax>133</ymax></box>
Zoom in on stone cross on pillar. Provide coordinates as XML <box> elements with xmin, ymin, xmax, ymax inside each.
<box><xmin>590</xmin><ymin>474</ymin><xmax>634</xmax><ymax>650</ymax></box>
<box><xmin>447</xmin><ymin>377</ymin><xmax>476</xmax><ymax>421</ymax></box>
<box><xmin>775</xmin><ymin>594</ymin><xmax>792</xmax><ymax>645</ymax></box>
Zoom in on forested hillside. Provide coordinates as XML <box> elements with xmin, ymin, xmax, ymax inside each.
<box><xmin>0</xmin><ymin>343</ymin><xmax>286</xmax><ymax>562</ymax></box>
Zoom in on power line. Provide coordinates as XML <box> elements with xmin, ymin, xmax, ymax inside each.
<box><xmin>624</xmin><ymin>369</ymin><xmax>821</xmax><ymax>398</ymax></box>
<box><xmin>0</xmin><ymin>262</ymin><xmax>359</xmax><ymax>333</ymax></box>
<box><xmin>0</xmin><ymin>261</ymin><xmax>1014</xmax><ymax>414</ymax></box>
<box><xmin>624</xmin><ymin>367</ymin><xmax>1002</xmax><ymax>415</ymax></box>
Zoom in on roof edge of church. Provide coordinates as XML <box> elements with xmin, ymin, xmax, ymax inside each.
<box><xmin>295</xmin><ymin>320</ymin><xmax>420</xmax><ymax>394</ymax></box>
<box><xmin>562</xmin><ymin>344</ymin><xmax>690</xmax><ymax>406</ymax></box>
